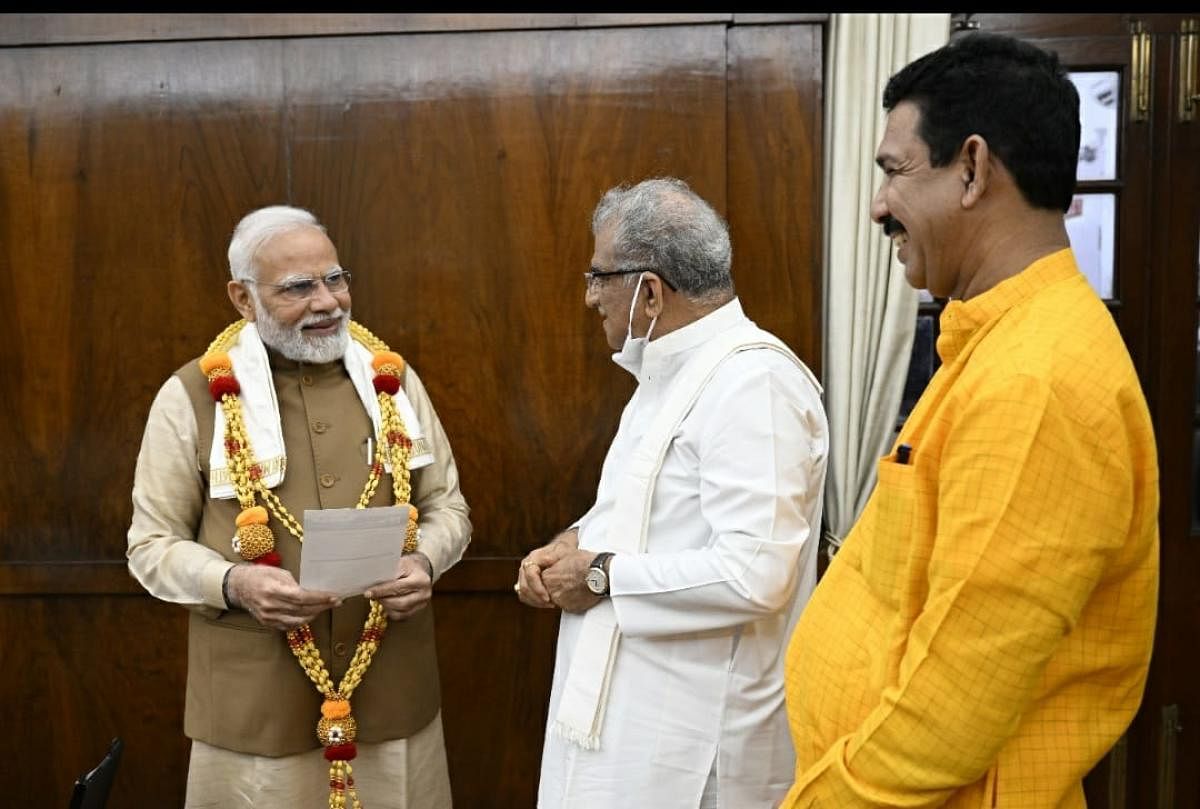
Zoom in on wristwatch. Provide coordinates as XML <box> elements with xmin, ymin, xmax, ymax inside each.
<box><xmin>584</xmin><ymin>552</ymin><xmax>615</xmax><ymax>597</ymax></box>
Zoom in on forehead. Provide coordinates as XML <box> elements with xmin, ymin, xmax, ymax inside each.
<box><xmin>255</xmin><ymin>227</ymin><xmax>339</xmax><ymax>280</ymax></box>
<box><xmin>875</xmin><ymin>101</ymin><xmax>929</xmax><ymax>167</ymax></box>
<box><xmin>590</xmin><ymin>221</ymin><xmax>618</xmax><ymax>267</ymax></box>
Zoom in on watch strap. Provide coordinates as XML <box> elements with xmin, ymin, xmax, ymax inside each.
<box><xmin>588</xmin><ymin>552</ymin><xmax>615</xmax><ymax>596</ymax></box>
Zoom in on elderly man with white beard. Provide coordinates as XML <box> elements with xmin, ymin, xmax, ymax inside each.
<box><xmin>127</xmin><ymin>205</ymin><xmax>470</xmax><ymax>809</ymax></box>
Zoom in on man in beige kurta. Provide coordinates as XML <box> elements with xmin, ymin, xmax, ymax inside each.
<box><xmin>128</xmin><ymin>205</ymin><xmax>471</xmax><ymax>809</ymax></box>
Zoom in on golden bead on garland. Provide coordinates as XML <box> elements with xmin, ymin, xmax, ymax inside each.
<box><xmin>200</xmin><ymin>319</ymin><xmax>420</xmax><ymax>809</ymax></box>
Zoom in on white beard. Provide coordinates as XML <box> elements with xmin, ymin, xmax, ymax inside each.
<box><xmin>253</xmin><ymin>299</ymin><xmax>350</xmax><ymax>364</ymax></box>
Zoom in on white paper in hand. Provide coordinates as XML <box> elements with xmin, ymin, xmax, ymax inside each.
<box><xmin>299</xmin><ymin>506</ymin><xmax>413</xmax><ymax>599</ymax></box>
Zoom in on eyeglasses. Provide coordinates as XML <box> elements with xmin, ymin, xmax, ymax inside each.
<box><xmin>243</xmin><ymin>269</ymin><xmax>352</xmax><ymax>302</ymax></box>
<box><xmin>583</xmin><ymin>266</ymin><xmax>677</xmax><ymax>291</ymax></box>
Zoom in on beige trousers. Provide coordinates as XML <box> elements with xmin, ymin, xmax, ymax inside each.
<box><xmin>184</xmin><ymin>711</ymin><xmax>452</xmax><ymax>809</ymax></box>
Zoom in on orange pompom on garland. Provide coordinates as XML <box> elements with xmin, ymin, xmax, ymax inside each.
<box><xmin>201</xmin><ymin>319</ymin><xmax>420</xmax><ymax>809</ymax></box>
<box><xmin>371</xmin><ymin>350</ymin><xmax>405</xmax><ymax>396</ymax></box>
<box><xmin>201</xmin><ymin>353</ymin><xmax>241</xmax><ymax>399</ymax></box>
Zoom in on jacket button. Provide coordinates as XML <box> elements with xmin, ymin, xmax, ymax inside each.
<box><xmin>312</xmin><ymin>421</ymin><xmax>328</xmax><ymax>434</ymax></box>
<box><xmin>333</xmin><ymin>642</ymin><xmax>348</xmax><ymax>656</ymax></box>
<box><xmin>301</xmin><ymin>374</ymin><xmax>314</xmax><ymax>386</ymax></box>
<box><xmin>319</xmin><ymin>473</ymin><xmax>336</xmax><ymax>488</ymax></box>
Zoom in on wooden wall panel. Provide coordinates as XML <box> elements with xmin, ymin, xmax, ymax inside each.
<box><xmin>0</xmin><ymin>596</ymin><xmax>189</xmax><ymax>808</ymax></box>
<box><xmin>435</xmin><ymin>595</ymin><xmax>562</xmax><ymax>807</ymax></box>
<box><xmin>727</xmin><ymin>24</ymin><xmax>824</xmax><ymax>377</ymax></box>
<box><xmin>0</xmin><ymin>14</ymin><xmax>735</xmax><ymax>46</ymax></box>
<box><xmin>281</xmin><ymin>25</ymin><xmax>729</xmax><ymax>557</ymax></box>
<box><xmin>0</xmin><ymin>40</ymin><xmax>287</xmax><ymax>563</ymax></box>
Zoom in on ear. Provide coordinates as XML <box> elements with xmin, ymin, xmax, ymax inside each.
<box><xmin>643</xmin><ymin>273</ymin><xmax>668</xmax><ymax>319</ymax></box>
<box><xmin>959</xmin><ymin>134</ymin><xmax>991</xmax><ymax>210</ymax></box>
<box><xmin>227</xmin><ymin>279</ymin><xmax>258</xmax><ymax>322</ymax></box>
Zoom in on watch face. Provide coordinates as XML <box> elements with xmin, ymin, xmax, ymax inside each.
<box><xmin>585</xmin><ymin>567</ymin><xmax>608</xmax><ymax>595</ymax></box>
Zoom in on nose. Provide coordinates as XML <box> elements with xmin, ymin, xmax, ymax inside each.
<box><xmin>870</xmin><ymin>183</ymin><xmax>890</xmax><ymax>225</ymax></box>
<box><xmin>584</xmin><ymin>281</ymin><xmax>600</xmax><ymax>308</ymax></box>
<box><xmin>309</xmin><ymin>278</ymin><xmax>340</xmax><ymax>312</ymax></box>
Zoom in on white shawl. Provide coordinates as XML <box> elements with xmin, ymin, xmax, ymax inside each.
<box><xmin>552</xmin><ymin>322</ymin><xmax>817</xmax><ymax>749</ymax></box>
<box><xmin>207</xmin><ymin>323</ymin><xmax>432</xmax><ymax>499</ymax></box>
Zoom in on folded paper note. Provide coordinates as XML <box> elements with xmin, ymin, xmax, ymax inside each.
<box><xmin>299</xmin><ymin>506</ymin><xmax>412</xmax><ymax>599</ymax></box>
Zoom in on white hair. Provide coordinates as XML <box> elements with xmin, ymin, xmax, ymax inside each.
<box><xmin>590</xmin><ymin>177</ymin><xmax>733</xmax><ymax>300</ymax></box>
<box><xmin>227</xmin><ymin>205</ymin><xmax>326</xmax><ymax>281</ymax></box>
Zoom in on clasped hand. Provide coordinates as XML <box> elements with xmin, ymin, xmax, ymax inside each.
<box><xmin>516</xmin><ymin>529</ymin><xmax>603</xmax><ymax>614</ymax></box>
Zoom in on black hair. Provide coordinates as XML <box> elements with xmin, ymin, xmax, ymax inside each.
<box><xmin>882</xmin><ymin>32</ymin><xmax>1080</xmax><ymax>213</ymax></box>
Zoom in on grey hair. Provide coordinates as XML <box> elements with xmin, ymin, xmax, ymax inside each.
<box><xmin>590</xmin><ymin>177</ymin><xmax>733</xmax><ymax>299</ymax></box>
<box><xmin>227</xmin><ymin>205</ymin><xmax>326</xmax><ymax>281</ymax></box>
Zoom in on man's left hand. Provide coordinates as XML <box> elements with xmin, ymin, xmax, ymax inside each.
<box><xmin>542</xmin><ymin>549</ymin><xmax>603</xmax><ymax>613</ymax></box>
<box><xmin>364</xmin><ymin>552</ymin><xmax>434</xmax><ymax>621</ymax></box>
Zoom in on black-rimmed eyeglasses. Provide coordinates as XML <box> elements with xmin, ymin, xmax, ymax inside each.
<box><xmin>242</xmin><ymin>268</ymin><xmax>352</xmax><ymax>302</ymax></box>
<box><xmin>583</xmin><ymin>267</ymin><xmax>677</xmax><ymax>291</ymax></box>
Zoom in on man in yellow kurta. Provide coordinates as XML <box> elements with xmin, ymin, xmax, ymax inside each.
<box><xmin>780</xmin><ymin>33</ymin><xmax>1159</xmax><ymax>808</ymax></box>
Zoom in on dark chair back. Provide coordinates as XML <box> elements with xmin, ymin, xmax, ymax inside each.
<box><xmin>68</xmin><ymin>737</ymin><xmax>123</xmax><ymax>809</ymax></box>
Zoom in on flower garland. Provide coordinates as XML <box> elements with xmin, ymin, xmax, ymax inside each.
<box><xmin>200</xmin><ymin>319</ymin><xmax>419</xmax><ymax>809</ymax></box>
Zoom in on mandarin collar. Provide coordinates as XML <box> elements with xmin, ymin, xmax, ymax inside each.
<box><xmin>936</xmin><ymin>249</ymin><xmax>1079</xmax><ymax>365</ymax></box>
<box><xmin>639</xmin><ymin>297</ymin><xmax>747</xmax><ymax>384</ymax></box>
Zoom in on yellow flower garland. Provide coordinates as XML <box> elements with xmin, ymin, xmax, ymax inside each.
<box><xmin>201</xmin><ymin>319</ymin><xmax>420</xmax><ymax>809</ymax></box>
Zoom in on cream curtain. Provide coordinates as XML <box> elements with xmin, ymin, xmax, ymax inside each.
<box><xmin>821</xmin><ymin>14</ymin><xmax>950</xmax><ymax>557</ymax></box>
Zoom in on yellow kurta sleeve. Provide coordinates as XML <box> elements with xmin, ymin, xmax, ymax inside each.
<box><xmin>782</xmin><ymin>371</ymin><xmax>1133</xmax><ymax>807</ymax></box>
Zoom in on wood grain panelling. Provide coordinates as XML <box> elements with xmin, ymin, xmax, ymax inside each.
<box><xmin>727</xmin><ymin>24</ymin><xmax>824</xmax><ymax>377</ymax></box>
<box><xmin>734</xmin><ymin>14</ymin><xmax>830</xmax><ymax>25</ymax></box>
<box><xmin>0</xmin><ymin>14</ymin><xmax>735</xmax><ymax>47</ymax></box>
<box><xmin>0</xmin><ymin>596</ymin><xmax>190</xmax><ymax>808</ymax></box>
<box><xmin>0</xmin><ymin>40</ymin><xmax>287</xmax><ymax>562</ymax></box>
<box><xmin>1145</xmin><ymin>19</ymin><xmax>1200</xmax><ymax>805</ymax></box>
<box><xmin>435</xmin><ymin>595</ymin><xmax>563</xmax><ymax>807</ymax></box>
<box><xmin>281</xmin><ymin>26</ymin><xmax>728</xmax><ymax>558</ymax></box>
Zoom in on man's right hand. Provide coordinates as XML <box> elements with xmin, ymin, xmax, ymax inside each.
<box><xmin>516</xmin><ymin>528</ymin><xmax>579</xmax><ymax>609</ymax></box>
<box><xmin>226</xmin><ymin>564</ymin><xmax>339</xmax><ymax>631</ymax></box>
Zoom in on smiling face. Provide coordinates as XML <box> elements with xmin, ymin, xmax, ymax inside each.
<box><xmin>870</xmin><ymin>101</ymin><xmax>971</xmax><ymax>298</ymax></box>
<box><xmin>228</xmin><ymin>226</ymin><xmax>352</xmax><ymax>363</ymax></box>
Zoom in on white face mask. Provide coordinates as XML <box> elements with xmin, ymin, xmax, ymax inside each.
<box><xmin>611</xmin><ymin>272</ymin><xmax>658</xmax><ymax>375</ymax></box>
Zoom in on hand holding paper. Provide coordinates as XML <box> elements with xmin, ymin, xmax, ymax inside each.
<box><xmin>299</xmin><ymin>505</ymin><xmax>414</xmax><ymax>599</ymax></box>
<box><xmin>227</xmin><ymin>564</ymin><xmax>339</xmax><ymax>631</ymax></box>
<box><xmin>364</xmin><ymin>552</ymin><xmax>434</xmax><ymax>621</ymax></box>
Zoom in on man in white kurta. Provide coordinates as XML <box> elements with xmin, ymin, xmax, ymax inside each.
<box><xmin>517</xmin><ymin>178</ymin><xmax>828</xmax><ymax>809</ymax></box>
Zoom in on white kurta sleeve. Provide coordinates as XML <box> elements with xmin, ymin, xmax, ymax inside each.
<box><xmin>403</xmin><ymin>366</ymin><xmax>472</xmax><ymax>582</ymax></box>
<box><xmin>609</xmin><ymin>356</ymin><xmax>827</xmax><ymax>638</ymax></box>
<box><xmin>127</xmin><ymin>375</ymin><xmax>233</xmax><ymax>615</ymax></box>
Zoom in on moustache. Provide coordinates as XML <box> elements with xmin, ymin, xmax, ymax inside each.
<box><xmin>299</xmin><ymin>309</ymin><xmax>347</xmax><ymax>328</ymax></box>
<box><xmin>881</xmin><ymin>216</ymin><xmax>905</xmax><ymax>238</ymax></box>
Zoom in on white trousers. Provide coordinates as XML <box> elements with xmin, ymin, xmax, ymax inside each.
<box><xmin>185</xmin><ymin>711</ymin><xmax>452</xmax><ymax>809</ymax></box>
